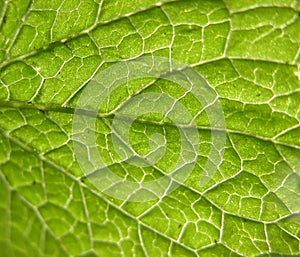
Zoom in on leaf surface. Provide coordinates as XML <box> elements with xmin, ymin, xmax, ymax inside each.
<box><xmin>0</xmin><ymin>0</ymin><xmax>299</xmax><ymax>256</ymax></box>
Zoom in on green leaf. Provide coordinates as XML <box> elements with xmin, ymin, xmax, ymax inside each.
<box><xmin>0</xmin><ymin>0</ymin><xmax>299</xmax><ymax>256</ymax></box>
